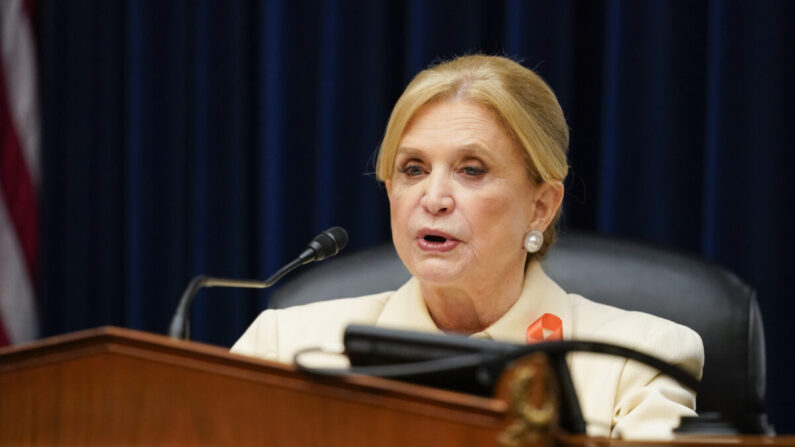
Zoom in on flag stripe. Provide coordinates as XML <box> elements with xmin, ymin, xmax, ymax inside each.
<box><xmin>0</xmin><ymin>64</ymin><xmax>37</xmax><ymax>281</ymax></box>
<box><xmin>0</xmin><ymin>0</ymin><xmax>39</xmax><ymax>345</ymax></box>
<box><xmin>0</xmin><ymin>316</ymin><xmax>9</xmax><ymax>345</ymax></box>
<box><xmin>1</xmin><ymin>0</ymin><xmax>40</xmax><ymax>184</ymax></box>
<box><xmin>21</xmin><ymin>0</ymin><xmax>32</xmax><ymax>18</ymax></box>
<box><xmin>0</xmin><ymin>196</ymin><xmax>38</xmax><ymax>343</ymax></box>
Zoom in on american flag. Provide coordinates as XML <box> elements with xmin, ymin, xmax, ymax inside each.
<box><xmin>0</xmin><ymin>0</ymin><xmax>40</xmax><ymax>345</ymax></box>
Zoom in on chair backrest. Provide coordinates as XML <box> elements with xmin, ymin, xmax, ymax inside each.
<box><xmin>269</xmin><ymin>231</ymin><xmax>769</xmax><ymax>433</ymax></box>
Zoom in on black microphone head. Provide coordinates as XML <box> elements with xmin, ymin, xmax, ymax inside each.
<box><xmin>305</xmin><ymin>226</ymin><xmax>348</xmax><ymax>262</ymax></box>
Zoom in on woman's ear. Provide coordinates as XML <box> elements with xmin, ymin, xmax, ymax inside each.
<box><xmin>529</xmin><ymin>180</ymin><xmax>564</xmax><ymax>231</ymax></box>
<box><xmin>385</xmin><ymin>179</ymin><xmax>392</xmax><ymax>199</ymax></box>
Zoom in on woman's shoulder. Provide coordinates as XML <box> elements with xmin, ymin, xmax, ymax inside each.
<box><xmin>566</xmin><ymin>294</ymin><xmax>704</xmax><ymax>438</ymax></box>
<box><xmin>568</xmin><ymin>294</ymin><xmax>700</xmax><ymax>341</ymax></box>
<box><xmin>276</xmin><ymin>291</ymin><xmax>393</xmax><ymax>318</ymax></box>
<box><xmin>567</xmin><ymin>293</ymin><xmax>703</xmax><ymax>372</ymax></box>
<box><xmin>231</xmin><ymin>291</ymin><xmax>393</xmax><ymax>363</ymax></box>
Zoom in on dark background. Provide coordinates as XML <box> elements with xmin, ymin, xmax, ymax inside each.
<box><xmin>34</xmin><ymin>0</ymin><xmax>794</xmax><ymax>432</ymax></box>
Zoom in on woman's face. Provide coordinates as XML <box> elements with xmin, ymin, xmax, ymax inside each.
<box><xmin>386</xmin><ymin>100</ymin><xmax>540</xmax><ymax>287</ymax></box>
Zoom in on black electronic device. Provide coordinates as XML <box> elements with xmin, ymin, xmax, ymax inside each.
<box><xmin>341</xmin><ymin>325</ymin><xmax>586</xmax><ymax>434</ymax></box>
<box><xmin>336</xmin><ymin>325</ymin><xmax>702</xmax><ymax>434</ymax></box>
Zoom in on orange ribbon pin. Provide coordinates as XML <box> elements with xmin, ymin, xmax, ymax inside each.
<box><xmin>526</xmin><ymin>313</ymin><xmax>563</xmax><ymax>343</ymax></box>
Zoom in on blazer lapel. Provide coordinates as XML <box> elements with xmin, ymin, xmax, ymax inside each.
<box><xmin>481</xmin><ymin>260</ymin><xmax>573</xmax><ymax>344</ymax></box>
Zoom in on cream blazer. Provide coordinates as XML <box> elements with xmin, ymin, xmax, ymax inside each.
<box><xmin>232</xmin><ymin>260</ymin><xmax>704</xmax><ymax>440</ymax></box>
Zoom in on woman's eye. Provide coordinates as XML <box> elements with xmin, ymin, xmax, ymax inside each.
<box><xmin>400</xmin><ymin>165</ymin><xmax>424</xmax><ymax>177</ymax></box>
<box><xmin>461</xmin><ymin>166</ymin><xmax>486</xmax><ymax>176</ymax></box>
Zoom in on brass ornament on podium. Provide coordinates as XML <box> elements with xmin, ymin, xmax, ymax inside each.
<box><xmin>497</xmin><ymin>353</ymin><xmax>559</xmax><ymax>447</ymax></box>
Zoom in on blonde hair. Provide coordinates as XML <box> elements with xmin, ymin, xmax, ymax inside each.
<box><xmin>376</xmin><ymin>54</ymin><xmax>569</xmax><ymax>256</ymax></box>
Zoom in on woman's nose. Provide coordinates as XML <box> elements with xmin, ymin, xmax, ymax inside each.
<box><xmin>420</xmin><ymin>172</ymin><xmax>454</xmax><ymax>215</ymax></box>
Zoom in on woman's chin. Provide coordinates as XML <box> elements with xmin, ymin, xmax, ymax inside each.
<box><xmin>410</xmin><ymin>258</ymin><xmax>468</xmax><ymax>286</ymax></box>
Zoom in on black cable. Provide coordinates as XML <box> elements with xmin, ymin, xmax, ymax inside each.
<box><xmin>512</xmin><ymin>340</ymin><xmax>700</xmax><ymax>391</ymax></box>
<box><xmin>294</xmin><ymin>339</ymin><xmax>700</xmax><ymax>392</ymax></box>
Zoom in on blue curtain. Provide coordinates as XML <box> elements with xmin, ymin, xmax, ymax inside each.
<box><xmin>37</xmin><ymin>0</ymin><xmax>794</xmax><ymax>432</ymax></box>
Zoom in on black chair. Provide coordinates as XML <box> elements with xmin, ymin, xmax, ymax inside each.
<box><xmin>269</xmin><ymin>231</ymin><xmax>771</xmax><ymax>433</ymax></box>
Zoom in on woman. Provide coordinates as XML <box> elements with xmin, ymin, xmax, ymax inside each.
<box><xmin>232</xmin><ymin>55</ymin><xmax>704</xmax><ymax>439</ymax></box>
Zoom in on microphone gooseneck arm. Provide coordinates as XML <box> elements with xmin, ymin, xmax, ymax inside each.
<box><xmin>168</xmin><ymin>227</ymin><xmax>348</xmax><ymax>340</ymax></box>
<box><xmin>167</xmin><ymin>260</ymin><xmax>301</xmax><ymax>340</ymax></box>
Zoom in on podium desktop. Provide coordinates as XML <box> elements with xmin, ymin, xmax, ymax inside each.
<box><xmin>0</xmin><ymin>326</ymin><xmax>791</xmax><ymax>446</ymax></box>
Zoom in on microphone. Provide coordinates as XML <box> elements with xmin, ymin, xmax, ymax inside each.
<box><xmin>168</xmin><ymin>226</ymin><xmax>349</xmax><ymax>340</ymax></box>
<box><xmin>297</xmin><ymin>226</ymin><xmax>348</xmax><ymax>264</ymax></box>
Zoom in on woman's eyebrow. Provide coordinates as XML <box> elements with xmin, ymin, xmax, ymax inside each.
<box><xmin>457</xmin><ymin>143</ymin><xmax>487</xmax><ymax>154</ymax></box>
<box><xmin>397</xmin><ymin>142</ymin><xmax>491</xmax><ymax>156</ymax></box>
<box><xmin>456</xmin><ymin>143</ymin><xmax>495</xmax><ymax>162</ymax></box>
<box><xmin>395</xmin><ymin>146</ymin><xmax>425</xmax><ymax>159</ymax></box>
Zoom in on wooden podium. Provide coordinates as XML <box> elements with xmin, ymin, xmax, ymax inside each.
<box><xmin>0</xmin><ymin>327</ymin><xmax>791</xmax><ymax>446</ymax></box>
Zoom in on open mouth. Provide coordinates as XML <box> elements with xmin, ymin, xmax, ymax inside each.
<box><xmin>417</xmin><ymin>230</ymin><xmax>459</xmax><ymax>252</ymax></box>
<box><xmin>424</xmin><ymin>235</ymin><xmax>448</xmax><ymax>243</ymax></box>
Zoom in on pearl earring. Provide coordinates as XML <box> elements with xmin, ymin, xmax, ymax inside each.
<box><xmin>524</xmin><ymin>230</ymin><xmax>544</xmax><ymax>253</ymax></box>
